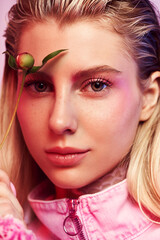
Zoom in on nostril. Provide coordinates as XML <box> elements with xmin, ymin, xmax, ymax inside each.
<box><xmin>64</xmin><ymin>128</ymin><xmax>75</xmax><ymax>134</ymax></box>
<box><xmin>48</xmin><ymin>116</ymin><xmax>77</xmax><ymax>135</ymax></box>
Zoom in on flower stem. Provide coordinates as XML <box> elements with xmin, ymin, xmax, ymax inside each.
<box><xmin>0</xmin><ymin>71</ymin><xmax>27</xmax><ymax>150</ymax></box>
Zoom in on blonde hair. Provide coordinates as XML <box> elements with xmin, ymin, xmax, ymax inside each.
<box><xmin>0</xmin><ymin>0</ymin><xmax>160</xmax><ymax>218</ymax></box>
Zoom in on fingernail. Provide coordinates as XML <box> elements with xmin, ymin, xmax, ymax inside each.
<box><xmin>10</xmin><ymin>182</ymin><xmax>16</xmax><ymax>196</ymax></box>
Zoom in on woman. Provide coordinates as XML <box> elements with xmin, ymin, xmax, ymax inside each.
<box><xmin>0</xmin><ymin>0</ymin><xmax>160</xmax><ymax>239</ymax></box>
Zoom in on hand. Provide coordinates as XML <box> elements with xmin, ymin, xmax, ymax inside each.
<box><xmin>0</xmin><ymin>169</ymin><xmax>24</xmax><ymax>221</ymax></box>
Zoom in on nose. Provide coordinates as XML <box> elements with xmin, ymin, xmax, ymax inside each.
<box><xmin>48</xmin><ymin>93</ymin><xmax>78</xmax><ymax>135</ymax></box>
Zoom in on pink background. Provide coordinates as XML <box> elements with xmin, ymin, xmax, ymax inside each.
<box><xmin>0</xmin><ymin>0</ymin><xmax>160</xmax><ymax>85</ymax></box>
<box><xmin>0</xmin><ymin>0</ymin><xmax>16</xmax><ymax>86</ymax></box>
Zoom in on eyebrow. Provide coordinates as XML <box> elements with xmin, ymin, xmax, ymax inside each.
<box><xmin>73</xmin><ymin>65</ymin><xmax>122</xmax><ymax>80</ymax></box>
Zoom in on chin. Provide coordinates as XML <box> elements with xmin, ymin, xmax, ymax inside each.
<box><xmin>52</xmin><ymin>178</ymin><xmax>87</xmax><ymax>189</ymax></box>
<box><xmin>47</xmin><ymin>167</ymin><xmax>98</xmax><ymax>190</ymax></box>
<box><xmin>48</xmin><ymin>173</ymin><xmax>89</xmax><ymax>190</ymax></box>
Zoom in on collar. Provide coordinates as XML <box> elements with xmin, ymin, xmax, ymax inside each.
<box><xmin>28</xmin><ymin>179</ymin><xmax>152</xmax><ymax>239</ymax></box>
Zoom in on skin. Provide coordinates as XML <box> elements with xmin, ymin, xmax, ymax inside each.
<box><xmin>0</xmin><ymin>170</ymin><xmax>24</xmax><ymax>220</ymax></box>
<box><xmin>16</xmin><ymin>19</ymin><xmax>144</xmax><ymax>191</ymax></box>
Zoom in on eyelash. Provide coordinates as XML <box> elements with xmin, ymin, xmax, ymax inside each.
<box><xmin>23</xmin><ymin>77</ymin><xmax>112</xmax><ymax>95</ymax></box>
<box><xmin>81</xmin><ymin>78</ymin><xmax>112</xmax><ymax>93</ymax></box>
<box><xmin>24</xmin><ymin>79</ymin><xmax>53</xmax><ymax>93</ymax></box>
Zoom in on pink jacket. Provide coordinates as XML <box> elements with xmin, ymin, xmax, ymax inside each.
<box><xmin>28</xmin><ymin>179</ymin><xmax>160</xmax><ymax>239</ymax></box>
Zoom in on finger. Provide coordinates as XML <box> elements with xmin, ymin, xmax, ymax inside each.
<box><xmin>10</xmin><ymin>182</ymin><xmax>16</xmax><ymax>196</ymax></box>
<box><xmin>0</xmin><ymin>170</ymin><xmax>16</xmax><ymax>196</ymax></box>
<box><xmin>0</xmin><ymin>198</ymin><xmax>24</xmax><ymax>220</ymax></box>
<box><xmin>0</xmin><ymin>183</ymin><xmax>24</xmax><ymax>219</ymax></box>
<box><xmin>0</xmin><ymin>169</ymin><xmax>10</xmax><ymax>187</ymax></box>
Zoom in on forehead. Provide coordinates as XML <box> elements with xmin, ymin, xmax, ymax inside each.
<box><xmin>18</xmin><ymin>18</ymin><xmax>137</xmax><ymax>75</ymax></box>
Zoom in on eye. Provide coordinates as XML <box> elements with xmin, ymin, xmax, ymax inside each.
<box><xmin>81</xmin><ymin>78</ymin><xmax>112</xmax><ymax>93</ymax></box>
<box><xmin>90</xmin><ymin>81</ymin><xmax>106</xmax><ymax>92</ymax></box>
<box><xmin>34</xmin><ymin>81</ymin><xmax>48</xmax><ymax>92</ymax></box>
<box><xmin>24</xmin><ymin>80</ymin><xmax>53</xmax><ymax>93</ymax></box>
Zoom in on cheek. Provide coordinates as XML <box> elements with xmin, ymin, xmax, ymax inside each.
<box><xmin>17</xmin><ymin>99</ymin><xmax>49</xmax><ymax>145</ymax></box>
<box><xmin>79</xmin><ymin>92</ymin><xmax>142</xmax><ymax>147</ymax></box>
<box><xmin>17</xmin><ymin>102</ymin><xmax>35</xmax><ymax>131</ymax></box>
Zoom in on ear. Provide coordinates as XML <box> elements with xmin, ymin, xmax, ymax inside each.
<box><xmin>140</xmin><ymin>71</ymin><xmax>160</xmax><ymax>121</ymax></box>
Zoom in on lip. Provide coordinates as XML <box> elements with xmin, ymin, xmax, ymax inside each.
<box><xmin>45</xmin><ymin>147</ymin><xmax>90</xmax><ymax>167</ymax></box>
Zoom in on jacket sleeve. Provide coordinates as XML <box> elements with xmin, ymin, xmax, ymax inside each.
<box><xmin>0</xmin><ymin>214</ymin><xmax>37</xmax><ymax>239</ymax></box>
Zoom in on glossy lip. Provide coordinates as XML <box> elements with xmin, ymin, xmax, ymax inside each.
<box><xmin>45</xmin><ymin>147</ymin><xmax>90</xmax><ymax>167</ymax></box>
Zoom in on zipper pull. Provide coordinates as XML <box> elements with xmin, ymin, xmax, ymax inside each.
<box><xmin>63</xmin><ymin>199</ymin><xmax>83</xmax><ymax>236</ymax></box>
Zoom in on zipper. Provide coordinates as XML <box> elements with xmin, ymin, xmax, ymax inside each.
<box><xmin>63</xmin><ymin>199</ymin><xmax>86</xmax><ymax>239</ymax></box>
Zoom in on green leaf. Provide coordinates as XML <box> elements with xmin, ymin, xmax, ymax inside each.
<box><xmin>29</xmin><ymin>66</ymin><xmax>42</xmax><ymax>73</ymax></box>
<box><xmin>3</xmin><ymin>49</ymin><xmax>67</xmax><ymax>75</ymax></box>
<box><xmin>3</xmin><ymin>51</ymin><xmax>17</xmax><ymax>70</ymax></box>
<box><xmin>42</xmin><ymin>49</ymin><xmax>67</xmax><ymax>65</ymax></box>
<box><xmin>29</xmin><ymin>49</ymin><xmax>67</xmax><ymax>74</ymax></box>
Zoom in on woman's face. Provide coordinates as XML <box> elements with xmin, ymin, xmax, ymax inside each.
<box><xmin>17</xmin><ymin>19</ymin><xmax>143</xmax><ymax>189</ymax></box>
